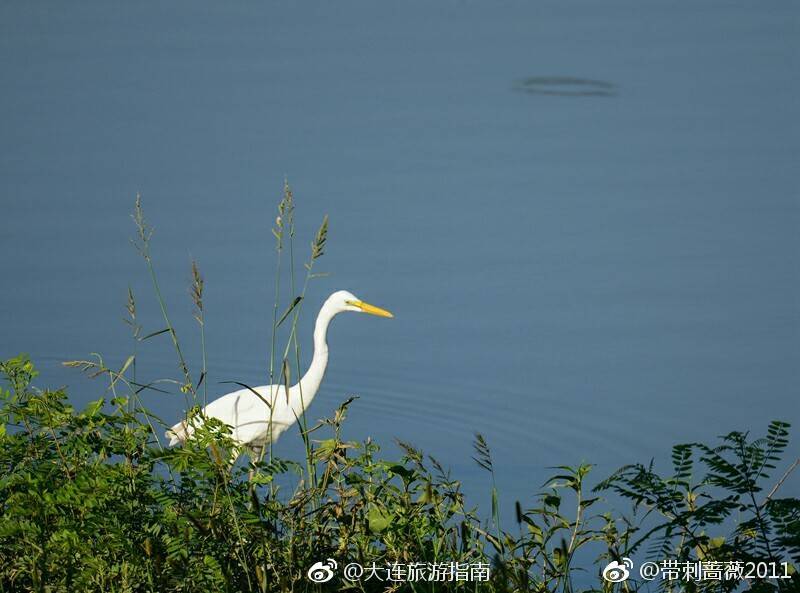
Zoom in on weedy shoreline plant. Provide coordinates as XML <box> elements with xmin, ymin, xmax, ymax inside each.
<box><xmin>0</xmin><ymin>188</ymin><xmax>797</xmax><ymax>592</ymax></box>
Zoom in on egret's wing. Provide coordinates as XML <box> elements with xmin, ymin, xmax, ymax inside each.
<box><xmin>166</xmin><ymin>420</ymin><xmax>190</xmax><ymax>446</ymax></box>
<box><xmin>204</xmin><ymin>385</ymin><xmax>295</xmax><ymax>445</ymax></box>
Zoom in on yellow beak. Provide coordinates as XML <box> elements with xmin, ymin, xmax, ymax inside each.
<box><xmin>351</xmin><ymin>300</ymin><xmax>394</xmax><ymax>318</ymax></box>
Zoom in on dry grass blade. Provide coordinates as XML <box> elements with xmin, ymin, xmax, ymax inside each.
<box><xmin>130</xmin><ymin>194</ymin><xmax>153</xmax><ymax>257</ymax></box>
<box><xmin>272</xmin><ymin>180</ymin><xmax>295</xmax><ymax>248</ymax></box>
<box><xmin>333</xmin><ymin>396</ymin><xmax>358</xmax><ymax>424</ymax></box>
<box><xmin>62</xmin><ymin>359</ymin><xmax>101</xmax><ymax>374</ymax></box>
<box><xmin>310</xmin><ymin>215</ymin><xmax>328</xmax><ymax>261</ymax></box>
<box><xmin>396</xmin><ymin>439</ymin><xmax>423</xmax><ymax>464</ymax></box>
<box><xmin>473</xmin><ymin>432</ymin><xmax>494</xmax><ymax>473</ymax></box>
<box><xmin>190</xmin><ymin>259</ymin><xmax>204</xmax><ymax>324</ymax></box>
<box><xmin>279</xmin><ymin>179</ymin><xmax>295</xmax><ymax>234</ymax></box>
<box><xmin>126</xmin><ymin>287</ymin><xmax>135</xmax><ymax>319</ymax></box>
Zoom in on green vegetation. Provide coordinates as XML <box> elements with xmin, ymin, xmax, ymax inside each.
<box><xmin>0</xmin><ymin>190</ymin><xmax>797</xmax><ymax>592</ymax></box>
<box><xmin>0</xmin><ymin>356</ymin><xmax>797</xmax><ymax>592</ymax></box>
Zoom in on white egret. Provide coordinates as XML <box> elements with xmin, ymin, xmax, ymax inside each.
<box><xmin>166</xmin><ymin>290</ymin><xmax>393</xmax><ymax>452</ymax></box>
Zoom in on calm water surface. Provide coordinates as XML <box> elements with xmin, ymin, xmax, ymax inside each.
<box><xmin>2</xmin><ymin>1</ymin><xmax>799</xmax><ymax>508</ymax></box>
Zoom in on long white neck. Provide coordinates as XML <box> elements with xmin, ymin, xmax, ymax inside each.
<box><xmin>294</xmin><ymin>302</ymin><xmax>335</xmax><ymax>404</ymax></box>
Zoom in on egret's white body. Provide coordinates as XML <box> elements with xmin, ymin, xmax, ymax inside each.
<box><xmin>166</xmin><ymin>290</ymin><xmax>392</xmax><ymax>450</ymax></box>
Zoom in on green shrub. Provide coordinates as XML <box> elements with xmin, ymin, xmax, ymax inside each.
<box><xmin>1</xmin><ymin>355</ymin><xmax>797</xmax><ymax>592</ymax></box>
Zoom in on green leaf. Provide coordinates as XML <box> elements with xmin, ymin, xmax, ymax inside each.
<box><xmin>110</xmin><ymin>355</ymin><xmax>135</xmax><ymax>389</ymax></box>
<box><xmin>384</xmin><ymin>463</ymin><xmax>415</xmax><ymax>481</ymax></box>
<box><xmin>367</xmin><ymin>505</ymin><xmax>392</xmax><ymax>533</ymax></box>
<box><xmin>83</xmin><ymin>398</ymin><xmax>105</xmax><ymax>417</ymax></box>
<box><xmin>250</xmin><ymin>473</ymin><xmax>274</xmax><ymax>485</ymax></box>
<box><xmin>276</xmin><ymin>296</ymin><xmax>303</xmax><ymax>328</ymax></box>
<box><xmin>139</xmin><ymin>328</ymin><xmax>170</xmax><ymax>341</ymax></box>
<box><xmin>315</xmin><ymin>439</ymin><xmax>337</xmax><ymax>459</ymax></box>
<box><xmin>544</xmin><ymin>494</ymin><xmax>561</xmax><ymax>509</ymax></box>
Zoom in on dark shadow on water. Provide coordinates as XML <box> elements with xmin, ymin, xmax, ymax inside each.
<box><xmin>513</xmin><ymin>76</ymin><xmax>618</xmax><ymax>97</ymax></box>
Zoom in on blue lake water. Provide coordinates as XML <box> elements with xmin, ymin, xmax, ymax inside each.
<box><xmin>1</xmin><ymin>0</ymin><xmax>799</xmax><ymax>513</ymax></box>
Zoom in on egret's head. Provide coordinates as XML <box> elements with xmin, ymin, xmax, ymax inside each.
<box><xmin>327</xmin><ymin>290</ymin><xmax>394</xmax><ymax>318</ymax></box>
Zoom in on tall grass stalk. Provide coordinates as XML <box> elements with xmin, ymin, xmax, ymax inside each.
<box><xmin>133</xmin><ymin>196</ymin><xmax>255</xmax><ymax>570</ymax></box>
<box><xmin>265</xmin><ymin>183</ymin><xmax>291</xmax><ymax>468</ymax></box>
<box><xmin>131</xmin><ymin>195</ymin><xmax>195</xmax><ymax>404</ymax></box>
<box><xmin>190</xmin><ymin>260</ymin><xmax>207</xmax><ymax>407</ymax></box>
<box><xmin>124</xmin><ymin>286</ymin><xmax>140</xmax><ymax>416</ymax></box>
<box><xmin>283</xmin><ymin>213</ymin><xmax>329</xmax><ymax>495</ymax></box>
<box><xmin>253</xmin><ymin>181</ymin><xmax>328</xmax><ymax>500</ymax></box>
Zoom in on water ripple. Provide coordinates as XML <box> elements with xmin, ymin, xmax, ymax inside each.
<box><xmin>513</xmin><ymin>76</ymin><xmax>618</xmax><ymax>97</ymax></box>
